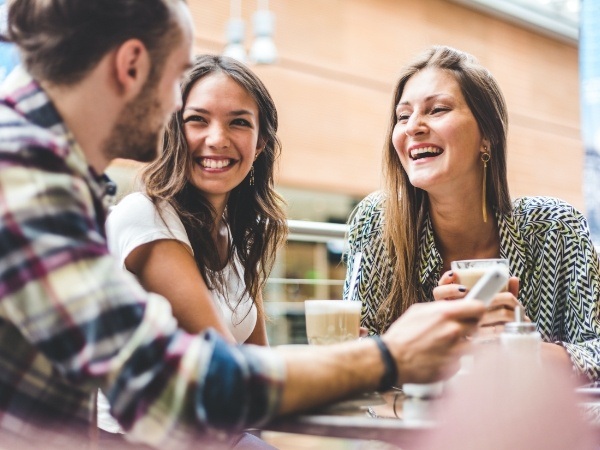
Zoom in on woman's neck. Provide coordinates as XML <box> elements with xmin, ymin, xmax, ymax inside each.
<box><xmin>429</xmin><ymin>194</ymin><xmax>500</xmax><ymax>271</ymax></box>
<box><xmin>205</xmin><ymin>194</ymin><xmax>228</xmax><ymax>241</ymax></box>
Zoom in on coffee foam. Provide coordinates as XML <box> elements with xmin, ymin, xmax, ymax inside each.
<box><xmin>304</xmin><ymin>300</ymin><xmax>361</xmax><ymax>314</ymax></box>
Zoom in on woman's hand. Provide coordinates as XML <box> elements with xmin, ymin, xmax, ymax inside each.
<box><xmin>434</xmin><ymin>271</ymin><xmax>529</xmax><ymax>331</ymax></box>
<box><xmin>480</xmin><ymin>276</ymin><xmax>521</xmax><ymax>326</ymax></box>
<box><xmin>433</xmin><ymin>270</ymin><xmax>468</xmax><ymax>300</ymax></box>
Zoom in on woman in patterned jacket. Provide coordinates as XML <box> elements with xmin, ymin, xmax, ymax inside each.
<box><xmin>343</xmin><ymin>45</ymin><xmax>600</xmax><ymax>382</ymax></box>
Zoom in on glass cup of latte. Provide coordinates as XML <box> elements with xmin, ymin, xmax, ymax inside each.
<box><xmin>451</xmin><ymin>258</ymin><xmax>510</xmax><ymax>346</ymax></box>
<box><xmin>304</xmin><ymin>300</ymin><xmax>361</xmax><ymax>345</ymax></box>
<box><xmin>450</xmin><ymin>258</ymin><xmax>510</xmax><ymax>293</ymax></box>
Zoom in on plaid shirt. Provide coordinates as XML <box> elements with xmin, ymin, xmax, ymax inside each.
<box><xmin>0</xmin><ymin>67</ymin><xmax>285</xmax><ymax>448</ymax></box>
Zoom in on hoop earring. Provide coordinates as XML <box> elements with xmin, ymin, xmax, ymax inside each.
<box><xmin>249</xmin><ymin>165</ymin><xmax>255</xmax><ymax>186</ymax></box>
<box><xmin>481</xmin><ymin>149</ymin><xmax>491</xmax><ymax>223</ymax></box>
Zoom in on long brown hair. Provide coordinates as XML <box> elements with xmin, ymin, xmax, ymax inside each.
<box><xmin>142</xmin><ymin>54</ymin><xmax>287</xmax><ymax>319</ymax></box>
<box><xmin>378</xmin><ymin>45</ymin><xmax>511</xmax><ymax>332</ymax></box>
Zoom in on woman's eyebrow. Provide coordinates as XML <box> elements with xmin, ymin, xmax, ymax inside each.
<box><xmin>228</xmin><ymin>109</ymin><xmax>255</xmax><ymax>116</ymax></box>
<box><xmin>398</xmin><ymin>93</ymin><xmax>453</xmax><ymax>106</ymax></box>
<box><xmin>183</xmin><ymin>106</ymin><xmax>209</xmax><ymax>113</ymax></box>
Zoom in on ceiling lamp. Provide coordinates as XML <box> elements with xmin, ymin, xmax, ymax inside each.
<box><xmin>249</xmin><ymin>0</ymin><xmax>277</xmax><ymax>65</ymax></box>
<box><xmin>223</xmin><ymin>0</ymin><xmax>247</xmax><ymax>63</ymax></box>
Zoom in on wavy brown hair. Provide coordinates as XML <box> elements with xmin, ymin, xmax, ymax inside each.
<box><xmin>141</xmin><ymin>54</ymin><xmax>287</xmax><ymax>319</ymax></box>
<box><xmin>377</xmin><ymin>45</ymin><xmax>511</xmax><ymax>332</ymax></box>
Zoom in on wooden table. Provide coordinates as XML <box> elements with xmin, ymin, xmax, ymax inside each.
<box><xmin>264</xmin><ymin>391</ymin><xmax>432</xmax><ymax>447</ymax></box>
<box><xmin>265</xmin><ymin>386</ymin><xmax>600</xmax><ymax>447</ymax></box>
<box><xmin>576</xmin><ymin>385</ymin><xmax>600</xmax><ymax>435</ymax></box>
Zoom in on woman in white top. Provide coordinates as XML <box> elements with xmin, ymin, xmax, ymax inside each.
<box><xmin>102</xmin><ymin>55</ymin><xmax>286</xmax><ymax>447</ymax></box>
<box><xmin>106</xmin><ymin>54</ymin><xmax>287</xmax><ymax>346</ymax></box>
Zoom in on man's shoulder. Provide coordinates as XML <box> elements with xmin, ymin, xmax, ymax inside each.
<box><xmin>0</xmin><ymin>67</ymin><xmax>68</xmax><ymax>163</ymax></box>
<box><xmin>0</xmin><ymin>103</ymin><xmax>69</xmax><ymax>171</ymax></box>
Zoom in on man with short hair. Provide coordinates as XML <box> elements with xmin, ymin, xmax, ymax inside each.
<box><xmin>0</xmin><ymin>0</ymin><xmax>485</xmax><ymax>448</ymax></box>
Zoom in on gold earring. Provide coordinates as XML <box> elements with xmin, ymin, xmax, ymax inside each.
<box><xmin>249</xmin><ymin>165</ymin><xmax>255</xmax><ymax>186</ymax></box>
<box><xmin>481</xmin><ymin>148</ymin><xmax>490</xmax><ymax>223</ymax></box>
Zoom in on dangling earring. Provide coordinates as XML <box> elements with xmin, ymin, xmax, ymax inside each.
<box><xmin>481</xmin><ymin>147</ymin><xmax>490</xmax><ymax>223</ymax></box>
<box><xmin>249</xmin><ymin>165</ymin><xmax>255</xmax><ymax>186</ymax></box>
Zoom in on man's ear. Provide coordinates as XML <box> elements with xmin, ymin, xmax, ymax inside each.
<box><xmin>113</xmin><ymin>39</ymin><xmax>151</xmax><ymax>99</ymax></box>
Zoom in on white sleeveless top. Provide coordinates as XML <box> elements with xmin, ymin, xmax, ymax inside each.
<box><xmin>105</xmin><ymin>192</ymin><xmax>257</xmax><ymax>343</ymax></box>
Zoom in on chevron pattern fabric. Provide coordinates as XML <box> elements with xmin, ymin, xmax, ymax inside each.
<box><xmin>344</xmin><ymin>192</ymin><xmax>600</xmax><ymax>382</ymax></box>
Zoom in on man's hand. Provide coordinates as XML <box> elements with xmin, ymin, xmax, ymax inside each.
<box><xmin>382</xmin><ymin>300</ymin><xmax>485</xmax><ymax>384</ymax></box>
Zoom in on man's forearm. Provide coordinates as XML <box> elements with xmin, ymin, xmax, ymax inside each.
<box><xmin>275</xmin><ymin>338</ymin><xmax>383</xmax><ymax>415</ymax></box>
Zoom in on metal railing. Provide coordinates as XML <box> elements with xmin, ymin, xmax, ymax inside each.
<box><xmin>287</xmin><ymin>219</ymin><xmax>348</xmax><ymax>242</ymax></box>
<box><xmin>266</xmin><ymin>219</ymin><xmax>348</xmax><ymax>289</ymax></box>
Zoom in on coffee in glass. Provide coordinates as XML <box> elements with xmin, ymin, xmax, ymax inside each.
<box><xmin>304</xmin><ymin>300</ymin><xmax>361</xmax><ymax>345</ymax></box>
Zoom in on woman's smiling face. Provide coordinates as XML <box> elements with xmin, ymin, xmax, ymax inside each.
<box><xmin>182</xmin><ymin>72</ymin><xmax>262</xmax><ymax>208</ymax></box>
<box><xmin>392</xmin><ymin>67</ymin><xmax>486</xmax><ymax>195</ymax></box>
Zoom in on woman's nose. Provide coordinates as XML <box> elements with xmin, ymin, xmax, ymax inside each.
<box><xmin>205</xmin><ymin>124</ymin><xmax>229</xmax><ymax>149</ymax></box>
<box><xmin>405</xmin><ymin>113</ymin><xmax>427</xmax><ymax>136</ymax></box>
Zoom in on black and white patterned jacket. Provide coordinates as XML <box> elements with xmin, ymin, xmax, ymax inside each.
<box><xmin>344</xmin><ymin>191</ymin><xmax>600</xmax><ymax>382</ymax></box>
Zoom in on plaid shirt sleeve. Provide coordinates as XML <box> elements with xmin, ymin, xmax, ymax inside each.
<box><xmin>0</xmin><ymin>133</ymin><xmax>284</xmax><ymax>446</ymax></box>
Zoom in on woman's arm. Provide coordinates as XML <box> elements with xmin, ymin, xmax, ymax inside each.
<box><xmin>526</xmin><ymin>199</ymin><xmax>600</xmax><ymax>382</ymax></box>
<box><xmin>124</xmin><ymin>238</ymin><xmax>237</xmax><ymax>343</ymax></box>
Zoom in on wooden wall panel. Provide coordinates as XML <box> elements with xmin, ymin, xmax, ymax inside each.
<box><xmin>254</xmin><ymin>66</ymin><xmax>389</xmax><ymax>196</ymax></box>
<box><xmin>507</xmin><ymin>125</ymin><xmax>583</xmax><ymax>206</ymax></box>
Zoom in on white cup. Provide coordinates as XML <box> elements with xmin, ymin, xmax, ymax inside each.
<box><xmin>304</xmin><ymin>300</ymin><xmax>361</xmax><ymax>345</ymax></box>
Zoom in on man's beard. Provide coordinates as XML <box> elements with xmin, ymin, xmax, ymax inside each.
<box><xmin>103</xmin><ymin>76</ymin><xmax>166</xmax><ymax>163</ymax></box>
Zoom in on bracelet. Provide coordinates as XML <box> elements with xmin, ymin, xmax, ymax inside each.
<box><xmin>371</xmin><ymin>335</ymin><xmax>398</xmax><ymax>392</ymax></box>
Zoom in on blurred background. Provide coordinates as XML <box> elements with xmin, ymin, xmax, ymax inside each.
<box><xmin>98</xmin><ymin>0</ymin><xmax>583</xmax><ymax>345</ymax></box>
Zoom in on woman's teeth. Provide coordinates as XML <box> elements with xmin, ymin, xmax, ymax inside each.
<box><xmin>200</xmin><ymin>158</ymin><xmax>232</xmax><ymax>169</ymax></box>
<box><xmin>410</xmin><ymin>146</ymin><xmax>443</xmax><ymax>160</ymax></box>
